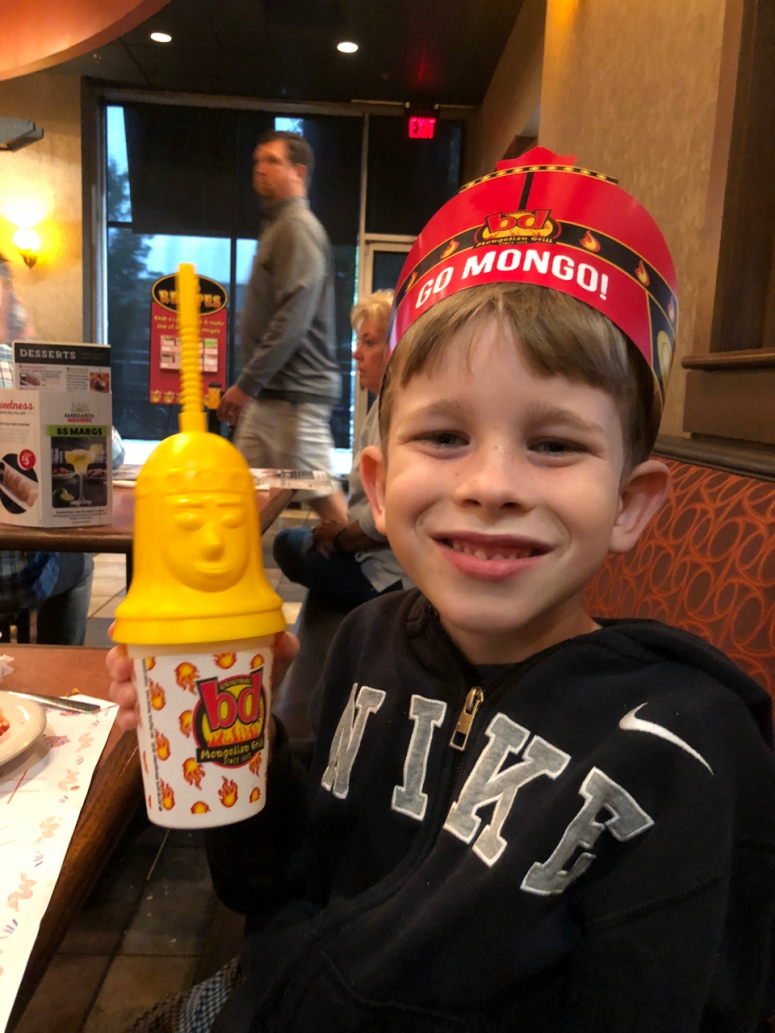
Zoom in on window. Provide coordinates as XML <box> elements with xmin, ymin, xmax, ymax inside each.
<box><xmin>105</xmin><ymin>103</ymin><xmax>361</xmax><ymax>447</ymax></box>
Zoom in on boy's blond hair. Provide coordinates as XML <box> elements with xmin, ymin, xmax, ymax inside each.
<box><xmin>379</xmin><ymin>284</ymin><xmax>660</xmax><ymax>469</ymax></box>
<box><xmin>351</xmin><ymin>290</ymin><xmax>393</xmax><ymax>333</ymax></box>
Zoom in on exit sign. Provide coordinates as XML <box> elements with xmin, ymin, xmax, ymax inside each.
<box><xmin>408</xmin><ymin>116</ymin><xmax>436</xmax><ymax>140</ymax></box>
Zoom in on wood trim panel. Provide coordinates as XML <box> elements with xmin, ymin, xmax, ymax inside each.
<box><xmin>682</xmin><ymin>368</ymin><xmax>775</xmax><ymax>445</ymax></box>
<box><xmin>682</xmin><ymin>348</ymin><xmax>775</xmax><ymax>370</ymax></box>
<box><xmin>654</xmin><ymin>434</ymin><xmax>775</xmax><ymax>480</ymax></box>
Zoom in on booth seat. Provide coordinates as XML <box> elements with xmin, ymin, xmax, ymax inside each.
<box><xmin>584</xmin><ymin>457</ymin><xmax>775</xmax><ymax>700</ymax></box>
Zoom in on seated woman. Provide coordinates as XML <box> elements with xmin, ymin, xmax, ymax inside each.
<box><xmin>271</xmin><ymin>291</ymin><xmax>411</xmax><ymax>738</ymax></box>
<box><xmin>272</xmin><ymin>289</ymin><xmax>411</xmax><ymax>608</ymax></box>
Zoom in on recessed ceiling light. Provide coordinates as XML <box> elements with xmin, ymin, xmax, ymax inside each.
<box><xmin>337</xmin><ymin>41</ymin><xmax>358</xmax><ymax>54</ymax></box>
<box><xmin>150</xmin><ymin>31</ymin><xmax>172</xmax><ymax>43</ymax></box>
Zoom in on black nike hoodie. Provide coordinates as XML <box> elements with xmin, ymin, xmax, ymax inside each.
<box><xmin>209</xmin><ymin>589</ymin><xmax>775</xmax><ymax>1033</ymax></box>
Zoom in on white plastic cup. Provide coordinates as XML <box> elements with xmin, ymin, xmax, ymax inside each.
<box><xmin>128</xmin><ymin>637</ymin><xmax>274</xmax><ymax>829</ymax></box>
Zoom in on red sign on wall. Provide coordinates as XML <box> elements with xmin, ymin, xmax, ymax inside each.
<box><xmin>149</xmin><ymin>274</ymin><xmax>228</xmax><ymax>405</ymax></box>
<box><xmin>408</xmin><ymin>116</ymin><xmax>436</xmax><ymax>140</ymax></box>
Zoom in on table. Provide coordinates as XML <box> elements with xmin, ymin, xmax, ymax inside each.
<box><xmin>5</xmin><ymin>646</ymin><xmax>138</xmax><ymax>1029</ymax></box>
<box><xmin>0</xmin><ymin>484</ymin><xmax>296</xmax><ymax>555</ymax></box>
<box><xmin>4</xmin><ymin>488</ymin><xmax>295</xmax><ymax>1027</ymax></box>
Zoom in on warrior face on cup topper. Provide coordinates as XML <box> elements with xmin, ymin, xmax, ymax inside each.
<box><xmin>116</xmin><ymin>432</ymin><xmax>285</xmax><ymax>645</ymax></box>
<box><xmin>389</xmin><ymin>146</ymin><xmax>678</xmax><ymax>411</ymax></box>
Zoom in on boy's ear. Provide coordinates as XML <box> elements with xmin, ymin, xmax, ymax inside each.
<box><xmin>610</xmin><ymin>459</ymin><xmax>671</xmax><ymax>554</ymax></box>
<box><xmin>359</xmin><ymin>445</ymin><xmax>388</xmax><ymax>536</ymax></box>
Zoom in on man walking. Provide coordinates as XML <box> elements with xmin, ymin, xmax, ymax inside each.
<box><xmin>219</xmin><ymin>130</ymin><xmax>347</xmax><ymax>522</ymax></box>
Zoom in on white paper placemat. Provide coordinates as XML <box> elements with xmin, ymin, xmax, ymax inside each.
<box><xmin>0</xmin><ymin>695</ymin><xmax>118</xmax><ymax>1032</ymax></box>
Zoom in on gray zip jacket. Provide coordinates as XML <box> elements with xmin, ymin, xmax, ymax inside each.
<box><xmin>237</xmin><ymin>197</ymin><xmax>341</xmax><ymax>405</ymax></box>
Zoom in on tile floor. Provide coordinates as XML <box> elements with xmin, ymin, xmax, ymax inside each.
<box><xmin>10</xmin><ymin>507</ymin><xmax>315</xmax><ymax>1033</ymax></box>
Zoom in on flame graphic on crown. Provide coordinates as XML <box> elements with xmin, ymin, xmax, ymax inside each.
<box><xmin>250</xmin><ymin>654</ymin><xmax>264</xmax><ymax>671</ymax></box>
<box><xmin>635</xmin><ymin>260</ymin><xmax>650</xmax><ymax>286</ymax></box>
<box><xmin>149</xmin><ymin>681</ymin><xmax>166</xmax><ymax>710</ymax></box>
<box><xmin>154</xmin><ymin>731</ymin><xmax>170</xmax><ymax>761</ymax></box>
<box><xmin>214</xmin><ymin>652</ymin><xmax>237</xmax><ymax>669</ymax></box>
<box><xmin>179</xmin><ymin>710</ymin><xmax>193</xmax><ymax>737</ymax></box>
<box><xmin>191</xmin><ymin>801</ymin><xmax>210</xmax><ymax>815</ymax></box>
<box><xmin>406</xmin><ymin>271</ymin><xmax>418</xmax><ymax>292</ymax></box>
<box><xmin>160</xmin><ymin>781</ymin><xmax>175</xmax><ymax>810</ymax></box>
<box><xmin>249</xmin><ymin>752</ymin><xmax>262</xmax><ymax>777</ymax></box>
<box><xmin>580</xmin><ymin>230</ymin><xmax>601</xmax><ymax>252</ymax></box>
<box><xmin>183</xmin><ymin>757</ymin><xmax>205</xmax><ymax>789</ymax></box>
<box><xmin>218</xmin><ymin>777</ymin><xmax>238</xmax><ymax>807</ymax></box>
<box><xmin>250</xmin><ymin>787</ymin><xmax>261</xmax><ymax>803</ymax></box>
<box><xmin>175</xmin><ymin>662</ymin><xmax>199</xmax><ymax>693</ymax></box>
<box><xmin>440</xmin><ymin>239</ymin><xmax>460</xmax><ymax>260</ymax></box>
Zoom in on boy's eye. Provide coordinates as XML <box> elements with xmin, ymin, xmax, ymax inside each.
<box><xmin>416</xmin><ymin>430</ymin><xmax>467</xmax><ymax>448</ymax></box>
<box><xmin>532</xmin><ymin>438</ymin><xmax>587</xmax><ymax>455</ymax></box>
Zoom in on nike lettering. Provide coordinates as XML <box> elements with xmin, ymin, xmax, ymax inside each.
<box><xmin>619</xmin><ymin>704</ymin><xmax>713</xmax><ymax>774</ymax></box>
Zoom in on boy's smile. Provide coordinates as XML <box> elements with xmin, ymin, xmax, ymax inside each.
<box><xmin>362</xmin><ymin>321</ymin><xmax>669</xmax><ymax>664</ymax></box>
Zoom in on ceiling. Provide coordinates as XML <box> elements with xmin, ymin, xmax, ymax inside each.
<box><xmin>51</xmin><ymin>0</ymin><xmax>523</xmax><ymax>108</ymax></box>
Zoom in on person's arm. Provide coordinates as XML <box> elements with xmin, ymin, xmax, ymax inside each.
<box><xmin>312</xmin><ymin>519</ymin><xmax>385</xmax><ymax>559</ymax></box>
<box><xmin>204</xmin><ymin>716</ymin><xmax>310</xmax><ymax>916</ymax></box>
<box><xmin>237</xmin><ymin>220</ymin><xmax>328</xmax><ymax>397</ymax></box>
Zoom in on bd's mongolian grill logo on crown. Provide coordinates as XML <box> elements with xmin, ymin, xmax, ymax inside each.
<box><xmin>475</xmin><ymin>209</ymin><xmax>558</xmax><ymax>246</ymax></box>
<box><xmin>191</xmin><ymin>658</ymin><xmax>266</xmax><ymax>767</ymax></box>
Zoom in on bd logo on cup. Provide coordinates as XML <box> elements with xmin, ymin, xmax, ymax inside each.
<box><xmin>192</xmin><ymin>661</ymin><xmax>267</xmax><ymax>767</ymax></box>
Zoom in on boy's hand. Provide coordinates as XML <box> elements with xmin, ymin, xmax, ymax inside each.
<box><xmin>107</xmin><ymin>628</ymin><xmax>301</xmax><ymax>739</ymax></box>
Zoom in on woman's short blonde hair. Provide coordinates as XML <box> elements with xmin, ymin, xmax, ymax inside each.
<box><xmin>379</xmin><ymin>283</ymin><xmax>660</xmax><ymax>469</ymax></box>
<box><xmin>351</xmin><ymin>289</ymin><xmax>394</xmax><ymax>333</ymax></box>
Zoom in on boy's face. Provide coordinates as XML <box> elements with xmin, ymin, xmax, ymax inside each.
<box><xmin>361</xmin><ymin>321</ymin><xmax>669</xmax><ymax>663</ymax></box>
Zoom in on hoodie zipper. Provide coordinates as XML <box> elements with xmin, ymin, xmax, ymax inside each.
<box><xmin>450</xmin><ymin>687</ymin><xmax>484</xmax><ymax>750</ymax></box>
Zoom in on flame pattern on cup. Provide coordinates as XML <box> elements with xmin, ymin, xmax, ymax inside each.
<box><xmin>219</xmin><ymin>777</ymin><xmax>238</xmax><ymax>807</ymax></box>
<box><xmin>214</xmin><ymin>652</ymin><xmax>237</xmax><ymax>669</ymax></box>
<box><xmin>179</xmin><ymin>710</ymin><xmax>193</xmax><ymax>737</ymax></box>
<box><xmin>183</xmin><ymin>757</ymin><xmax>205</xmax><ymax>789</ymax></box>
<box><xmin>154</xmin><ymin>731</ymin><xmax>171</xmax><ymax>760</ymax></box>
<box><xmin>160</xmin><ymin>781</ymin><xmax>175</xmax><ymax>810</ymax></box>
<box><xmin>175</xmin><ymin>662</ymin><xmax>199</xmax><ymax>692</ymax></box>
<box><xmin>149</xmin><ymin>681</ymin><xmax>166</xmax><ymax>710</ymax></box>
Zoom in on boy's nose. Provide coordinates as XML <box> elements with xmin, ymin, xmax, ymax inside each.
<box><xmin>455</xmin><ymin>446</ymin><xmax>532</xmax><ymax>513</ymax></box>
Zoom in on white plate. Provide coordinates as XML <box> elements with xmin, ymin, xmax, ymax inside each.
<box><xmin>0</xmin><ymin>690</ymin><xmax>47</xmax><ymax>766</ymax></box>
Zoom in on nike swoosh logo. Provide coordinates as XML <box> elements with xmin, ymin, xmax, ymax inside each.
<box><xmin>619</xmin><ymin>704</ymin><xmax>713</xmax><ymax>774</ymax></box>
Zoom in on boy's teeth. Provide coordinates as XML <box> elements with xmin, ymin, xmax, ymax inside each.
<box><xmin>448</xmin><ymin>539</ymin><xmax>536</xmax><ymax>560</ymax></box>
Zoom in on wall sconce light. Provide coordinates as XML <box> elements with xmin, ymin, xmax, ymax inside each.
<box><xmin>13</xmin><ymin>226</ymin><xmax>40</xmax><ymax>267</ymax></box>
<box><xmin>4</xmin><ymin>199</ymin><xmax>45</xmax><ymax>268</ymax></box>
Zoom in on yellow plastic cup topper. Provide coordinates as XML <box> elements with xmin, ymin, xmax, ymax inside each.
<box><xmin>112</xmin><ymin>263</ymin><xmax>285</xmax><ymax>646</ymax></box>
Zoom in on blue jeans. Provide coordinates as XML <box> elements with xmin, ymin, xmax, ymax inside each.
<box><xmin>273</xmin><ymin>528</ymin><xmax>397</xmax><ymax>609</ymax></box>
<box><xmin>36</xmin><ymin>553</ymin><xmax>94</xmax><ymax>645</ymax></box>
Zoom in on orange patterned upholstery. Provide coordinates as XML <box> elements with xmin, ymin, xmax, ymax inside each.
<box><xmin>585</xmin><ymin>460</ymin><xmax>775</xmax><ymax>697</ymax></box>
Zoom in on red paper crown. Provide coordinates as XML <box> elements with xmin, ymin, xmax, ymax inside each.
<box><xmin>389</xmin><ymin>147</ymin><xmax>678</xmax><ymax>398</ymax></box>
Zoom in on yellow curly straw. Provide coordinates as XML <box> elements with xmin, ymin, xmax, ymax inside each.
<box><xmin>177</xmin><ymin>262</ymin><xmax>206</xmax><ymax>433</ymax></box>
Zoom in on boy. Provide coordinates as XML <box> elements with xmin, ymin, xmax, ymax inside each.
<box><xmin>110</xmin><ymin>148</ymin><xmax>775</xmax><ymax>1032</ymax></box>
